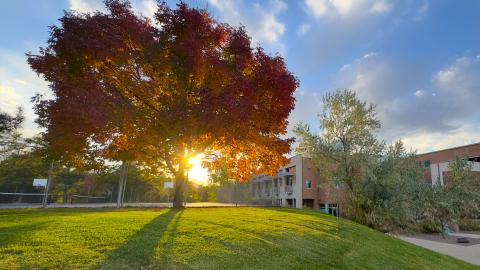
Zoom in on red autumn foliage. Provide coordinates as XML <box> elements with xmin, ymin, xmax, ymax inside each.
<box><xmin>28</xmin><ymin>0</ymin><xmax>298</xmax><ymax>207</ymax></box>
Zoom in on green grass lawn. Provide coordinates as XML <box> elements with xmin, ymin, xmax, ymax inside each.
<box><xmin>0</xmin><ymin>207</ymin><xmax>477</xmax><ymax>270</ymax></box>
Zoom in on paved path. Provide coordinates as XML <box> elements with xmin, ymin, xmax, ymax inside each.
<box><xmin>0</xmin><ymin>202</ymin><xmax>256</xmax><ymax>209</ymax></box>
<box><xmin>397</xmin><ymin>233</ymin><xmax>480</xmax><ymax>266</ymax></box>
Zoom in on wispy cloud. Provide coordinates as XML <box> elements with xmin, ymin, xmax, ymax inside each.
<box><xmin>297</xmin><ymin>23</ymin><xmax>311</xmax><ymax>37</ymax></box>
<box><xmin>304</xmin><ymin>0</ymin><xmax>393</xmax><ymax>19</ymax></box>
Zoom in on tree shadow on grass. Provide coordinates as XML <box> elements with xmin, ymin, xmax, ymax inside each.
<box><xmin>96</xmin><ymin>209</ymin><xmax>183</xmax><ymax>270</ymax></box>
<box><xmin>0</xmin><ymin>221</ymin><xmax>47</xmax><ymax>247</ymax></box>
<box><xmin>264</xmin><ymin>208</ymin><xmax>340</xmax><ymax>231</ymax></box>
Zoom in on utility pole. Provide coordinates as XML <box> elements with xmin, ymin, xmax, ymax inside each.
<box><xmin>42</xmin><ymin>161</ymin><xmax>54</xmax><ymax>207</ymax></box>
<box><xmin>116</xmin><ymin>162</ymin><xmax>125</xmax><ymax>208</ymax></box>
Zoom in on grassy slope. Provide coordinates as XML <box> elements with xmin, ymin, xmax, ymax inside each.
<box><xmin>0</xmin><ymin>207</ymin><xmax>477</xmax><ymax>270</ymax></box>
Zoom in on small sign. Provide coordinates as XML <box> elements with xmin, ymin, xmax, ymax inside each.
<box><xmin>163</xmin><ymin>181</ymin><xmax>173</xmax><ymax>189</ymax></box>
<box><xmin>33</xmin><ymin>178</ymin><xmax>48</xmax><ymax>187</ymax></box>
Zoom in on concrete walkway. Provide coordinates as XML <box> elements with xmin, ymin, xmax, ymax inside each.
<box><xmin>397</xmin><ymin>233</ymin><xmax>480</xmax><ymax>266</ymax></box>
<box><xmin>0</xmin><ymin>202</ymin><xmax>255</xmax><ymax>209</ymax></box>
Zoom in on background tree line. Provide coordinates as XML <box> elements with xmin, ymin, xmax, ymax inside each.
<box><xmin>0</xmin><ymin>108</ymin><xmax>251</xmax><ymax>204</ymax></box>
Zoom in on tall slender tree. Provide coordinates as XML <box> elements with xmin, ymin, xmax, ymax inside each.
<box><xmin>295</xmin><ymin>89</ymin><xmax>382</xmax><ymax>191</ymax></box>
<box><xmin>28</xmin><ymin>0</ymin><xmax>297</xmax><ymax>208</ymax></box>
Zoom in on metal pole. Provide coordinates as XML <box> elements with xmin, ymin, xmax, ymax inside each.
<box><xmin>116</xmin><ymin>162</ymin><xmax>125</xmax><ymax>208</ymax></box>
<box><xmin>184</xmin><ymin>169</ymin><xmax>189</xmax><ymax>207</ymax></box>
<box><xmin>121</xmin><ymin>162</ymin><xmax>129</xmax><ymax>207</ymax></box>
<box><xmin>42</xmin><ymin>161</ymin><xmax>54</xmax><ymax>207</ymax></box>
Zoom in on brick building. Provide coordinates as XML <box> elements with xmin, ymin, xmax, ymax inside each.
<box><xmin>251</xmin><ymin>155</ymin><xmax>345</xmax><ymax>215</ymax></box>
<box><xmin>416</xmin><ymin>142</ymin><xmax>480</xmax><ymax>185</ymax></box>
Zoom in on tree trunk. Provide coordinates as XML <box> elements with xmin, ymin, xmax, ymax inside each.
<box><xmin>173</xmin><ymin>174</ymin><xmax>185</xmax><ymax>209</ymax></box>
<box><xmin>63</xmin><ymin>185</ymin><xmax>68</xmax><ymax>204</ymax></box>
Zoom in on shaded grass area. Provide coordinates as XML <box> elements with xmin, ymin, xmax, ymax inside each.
<box><xmin>0</xmin><ymin>207</ymin><xmax>477</xmax><ymax>269</ymax></box>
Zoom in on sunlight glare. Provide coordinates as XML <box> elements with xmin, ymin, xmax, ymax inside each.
<box><xmin>188</xmin><ymin>154</ymin><xmax>209</xmax><ymax>185</ymax></box>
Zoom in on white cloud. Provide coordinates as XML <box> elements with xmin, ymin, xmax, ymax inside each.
<box><xmin>208</xmin><ymin>0</ymin><xmax>288</xmax><ymax>54</ymax></box>
<box><xmin>257</xmin><ymin>4</ymin><xmax>286</xmax><ymax>43</ymax></box>
<box><xmin>0</xmin><ymin>86</ymin><xmax>22</xmax><ymax>114</ymax></box>
<box><xmin>414</xmin><ymin>89</ymin><xmax>425</xmax><ymax>97</ymax></box>
<box><xmin>334</xmin><ymin>53</ymin><xmax>480</xmax><ymax>152</ymax></box>
<box><xmin>304</xmin><ymin>0</ymin><xmax>392</xmax><ymax>18</ymax></box>
<box><xmin>330</xmin><ymin>0</ymin><xmax>361</xmax><ymax>16</ymax></box>
<box><xmin>433</xmin><ymin>56</ymin><xmax>480</xmax><ymax>99</ymax></box>
<box><xmin>297</xmin><ymin>23</ymin><xmax>311</xmax><ymax>36</ymax></box>
<box><xmin>402</xmin><ymin>126</ymin><xmax>480</xmax><ymax>153</ymax></box>
<box><xmin>370</xmin><ymin>1</ymin><xmax>392</xmax><ymax>14</ymax></box>
<box><xmin>132</xmin><ymin>0</ymin><xmax>157</xmax><ymax>21</ymax></box>
<box><xmin>305</xmin><ymin>0</ymin><xmax>329</xmax><ymax>18</ymax></box>
<box><xmin>68</xmin><ymin>0</ymin><xmax>103</xmax><ymax>13</ymax></box>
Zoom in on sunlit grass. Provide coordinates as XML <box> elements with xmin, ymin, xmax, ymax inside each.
<box><xmin>0</xmin><ymin>208</ymin><xmax>476</xmax><ymax>269</ymax></box>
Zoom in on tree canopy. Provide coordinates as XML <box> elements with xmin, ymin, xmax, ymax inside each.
<box><xmin>295</xmin><ymin>89</ymin><xmax>382</xmax><ymax>190</ymax></box>
<box><xmin>27</xmin><ymin>0</ymin><xmax>297</xmax><ymax>207</ymax></box>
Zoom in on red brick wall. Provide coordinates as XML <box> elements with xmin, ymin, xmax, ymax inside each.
<box><xmin>302</xmin><ymin>158</ymin><xmax>318</xmax><ymax>199</ymax></box>
<box><xmin>417</xmin><ymin>143</ymin><xmax>480</xmax><ymax>183</ymax></box>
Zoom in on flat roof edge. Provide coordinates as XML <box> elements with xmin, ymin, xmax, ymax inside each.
<box><xmin>417</xmin><ymin>142</ymin><xmax>480</xmax><ymax>157</ymax></box>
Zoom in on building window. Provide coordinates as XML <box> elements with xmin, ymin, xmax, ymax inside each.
<box><xmin>286</xmin><ymin>175</ymin><xmax>293</xmax><ymax>186</ymax></box>
<box><xmin>305</xmin><ymin>180</ymin><xmax>312</xmax><ymax>189</ymax></box>
<box><xmin>319</xmin><ymin>203</ymin><xmax>339</xmax><ymax>217</ymax></box>
<box><xmin>424</xmin><ymin>160</ymin><xmax>431</xmax><ymax>168</ymax></box>
<box><xmin>328</xmin><ymin>204</ymin><xmax>339</xmax><ymax>217</ymax></box>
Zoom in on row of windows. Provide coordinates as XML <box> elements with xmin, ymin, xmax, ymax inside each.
<box><xmin>256</xmin><ymin>179</ymin><xmax>321</xmax><ymax>190</ymax></box>
<box><xmin>417</xmin><ymin>160</ymin><xmax>431</xmax><ymax>168</ymax></box>
<box><xmin>305</xmin><ymin>180</ymin><xmax>321</xmax><ymax>189</ymax></box>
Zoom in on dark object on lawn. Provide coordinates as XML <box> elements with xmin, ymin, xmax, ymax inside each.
<box><xmin>457</xmin><ymin>237</ymin><xmax>470</xmax><ymax>243</ymax></box>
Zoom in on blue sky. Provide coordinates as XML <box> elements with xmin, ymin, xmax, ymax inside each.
<box><xmin>1</xmin><ymin>0</ymin><xmax>479</xmax><ymax>153</ymax></box>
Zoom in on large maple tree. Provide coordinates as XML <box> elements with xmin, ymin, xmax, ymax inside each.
<box><xmin>28</xmin><ymin>0</ymin><xmax>298</xmax><ymax>208</ymax></box>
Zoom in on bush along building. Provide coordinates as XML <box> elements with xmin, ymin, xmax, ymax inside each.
<box><xmin>416</xmin><ymin>142</ymin><xmax>480</xmax><ymax>185</ymax></box>
<box><xmin>251</xmin><ymin>155</ymin><xmax>345</xmax><ymax>216</ymax></box>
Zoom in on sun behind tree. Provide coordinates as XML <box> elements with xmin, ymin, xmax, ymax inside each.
<box><xmin>188</xmin><ymin>154</ymin><xmax>209</xmax><ymax>185</ymax></box>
